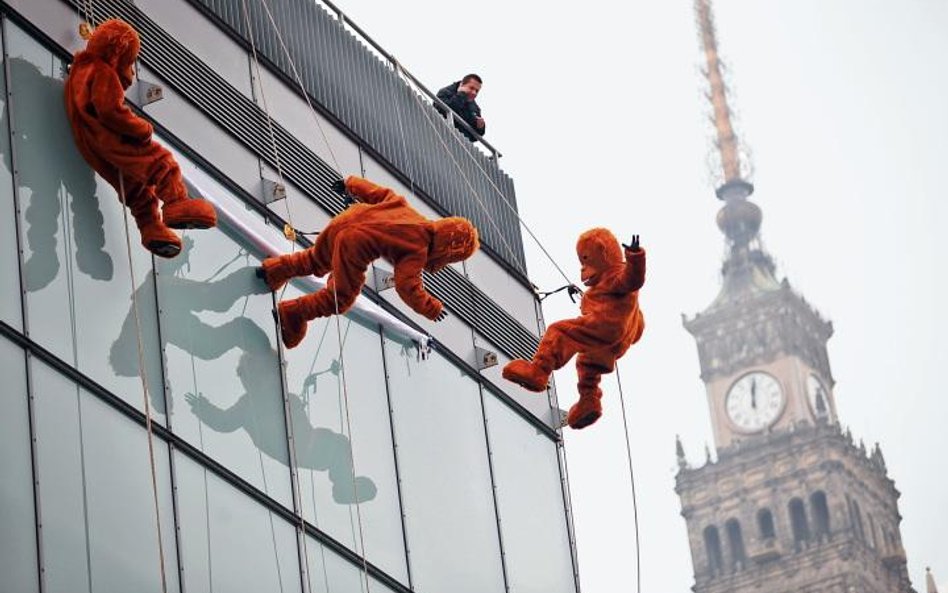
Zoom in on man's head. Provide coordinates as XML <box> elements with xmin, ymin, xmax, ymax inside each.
<box><xmin>458</xmin><ymin>74</ymin><xmax>483</xmax><ymax>100</ymax></box>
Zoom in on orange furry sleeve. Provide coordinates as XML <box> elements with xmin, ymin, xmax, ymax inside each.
<box><xmin>394</xmin><ymin>250</ymin><xmax>443</xmax><ymax>320</ymax></box>
<box><xmin>89</xmin><ymin>65</ymin><xmax>152</xmax><ymax>140</ymax></box>
<box><xmin>608</xmin><ymin>248</ymin><xmax>646</xmax><ymax>294</ymax></box>
<box><xmin>344</xmin><ymin>176</ymin><xmax>401</xmax><ymax>205</ymax></box>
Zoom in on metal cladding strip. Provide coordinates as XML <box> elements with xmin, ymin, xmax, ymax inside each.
<box><xmin>425</xmin><ymin>269</ymin><xmax>539</xmax><ymax>356</ymax></box>
<box><xmin>190</xmin><ymin>0</ymin><xmax>527</xmax><ymax>275</ymax></box>
<box><xmin>181</xmin><ymin>171</ymin><xmax>433</xmax><ymax>354</ymax></box>
<box><xmin>81</xmin><ymin>0</ymin><xmax>540</xmax><ymax>361</ymax></box>
<box><xmin>423</xmin><ymin>272</ymin><xmax>540</xmax><ymax>360</ymax></box>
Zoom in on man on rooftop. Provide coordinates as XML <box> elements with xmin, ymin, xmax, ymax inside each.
<box><xmin>435</xmin><ymin>74</ymin><xmax>486</xmax><ymax>142</ymax></box>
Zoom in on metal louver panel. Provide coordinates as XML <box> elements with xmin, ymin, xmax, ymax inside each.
<box><xmin>68</xmin><ymin>0</ymin><xmax>540</xmax><ymax>361</ymax></box>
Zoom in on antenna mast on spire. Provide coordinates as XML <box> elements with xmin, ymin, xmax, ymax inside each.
<box><xmin>695</xmin><ymin>0</ymin><xmax>750</xmax><ymax>191</ymax></box>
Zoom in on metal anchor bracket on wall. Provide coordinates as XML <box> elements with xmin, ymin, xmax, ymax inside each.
<box><xmin>475</xmin><ymin>346</ymin><xmax>498</xmax><ymax>370</ymax></box>
<box><xmin>260</xmin><ymin>178</ymin><xmax>287</xmax><ymax>205</ymax></box>
<box><xmin>136</xmin><ymin>80</ymin><xmax>164</xmax><ymax>106</ymax></box>
<box><xmin>553</xmin><ymin>407</ymin><xmax>569</xmax><ymax>429</ymax></box>
<box><xmin>373</xmin><ymin>267</ymin><xmax>396</xmax><ymax>292</ymax></box>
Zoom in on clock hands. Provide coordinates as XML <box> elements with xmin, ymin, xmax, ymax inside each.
<box><xmin>728</xmin><ymin>373</ymin><xmax>783</xmax><ymax>431</ymax></box>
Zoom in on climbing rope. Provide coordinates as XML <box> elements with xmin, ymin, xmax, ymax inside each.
<box><xmin>238</xmin><ymin>0</ymin><xmax>305</xmax><ymax>257</ymax></box>
<box><xmin>616</xmin><ymin>367</ymin><xmax>643</xmax><ymax>593</ymax></box>
<box><xmin>182</xmin><ymin>244</ymin><xmax>287</xmax><ymax>592</ymax></box>
<box><xmin>117</xmin><ymin>172</ymin><xmax>169</xmax><ymax>593</ymax></box>
<box><xmin>184</xmin><ymin>317</ymin><xmax>215</xmax><ymax>593</ymax></box>
<box><xmin>255</xmin><ymin>0</ymin><xmax>343</xmax><ymax>176</ymax></box>
<box><xmin>329</xmin><ymin>280</ymin><xmax>372</xmax><ymax>593</ymax></box>
<box><xmin>302</xmin><ymin>318</ymin><xmax>337</xmax><ymax>593</ymax></box>
<box><xmin>389</xmin><ymin>61</ymin><xmax>417</xmax><ymax>200</ymax></box>
<box><xmin>237</xmin><ymin>3</ymin><xmax>322</xmax><ymax>591</ymax></box>
<box><xmin>241</xmin><ymin>4</ymin><xmax>373</xmax><ymax>592</ymax></box>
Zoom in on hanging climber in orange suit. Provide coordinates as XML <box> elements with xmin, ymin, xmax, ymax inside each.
<box><xmin>64</xmin><ymin>19</ymin><xmax>217</xmax><ymax>258</ymax></box>
<box><xmin>259</xmin><ymin>176</ymin><xmax>480</xmax><ymax>348</ymax></box>
<box><xmin>503</xmin><ymin>229</ymin><xmax>646</xmax><ymax>430</ymax></box>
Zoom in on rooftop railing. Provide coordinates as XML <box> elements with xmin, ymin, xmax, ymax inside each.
<box><xmin>318</xmin><ymin>0</ymin><xmax>502</xmax><ymax>159</ymax></box>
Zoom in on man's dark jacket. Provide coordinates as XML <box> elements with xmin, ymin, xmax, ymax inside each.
<box><xmin>435</xmin><ymin>81</ymin><xmax>485</xmax><ymax>142</ymax></box>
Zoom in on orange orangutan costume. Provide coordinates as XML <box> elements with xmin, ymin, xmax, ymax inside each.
<box><xmin>503</xmin><ymin>228</ymin><xmax>646</xmax><ymax>430</ymax></box>
<box><xmin>260</xmin><ymin>176</ymin><xmax>480</xmax><ymax>348</ymax></box>
<box><xmin>64</xmin><ymin>19</ymin><xmax>216</xmax><ymax>258</ymax></box>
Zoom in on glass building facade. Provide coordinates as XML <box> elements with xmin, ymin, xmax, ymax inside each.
<box><xmin>0</xmin><ymin>2</ymin><xmax>578</xmax><ymax>592</ymax></box>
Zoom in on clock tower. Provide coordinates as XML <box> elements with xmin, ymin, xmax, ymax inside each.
<box><xmin>675</xmin><ymin>1</ymin><xmax>916</xmax><ymax>592</ymax></box>
<box><xmin>683</xmin><ymin>177</ymin><xmax>837</xmax><ymax>451</ymax></box>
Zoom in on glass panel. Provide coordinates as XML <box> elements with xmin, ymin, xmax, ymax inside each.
<box><xmin>0</xmin><ymin>338</ymin><xmax>37</xmax><ymax>593</ymax></box>
<box><xmin>483</xmin><ymin>395</ymin><xmax>575</xmax><ymax>593</ymax></box>
<box><xmin>384</xmin><ymin>336</ymin><xmax>505</xmax><ymax>593</ymax></box>
<box><xmin>281</xmin><ymin>294</ymin><xmax>408</xmax><ymax>583</ymax></box>
<box><xmin>31</xmin><ymin>358</ymin><xmax>179</xmax><ymax>593</ymax></box>
<box><xmin>175</xmin><ymin>452</ymin><xmax>301</xmax><ymax>593</ymax></box>
<box><xmin>156</xmin><ymin>220</ymin><xmax>292</xmax><ymax>506</ymax></box>
<box><xmin>0</xmin><ymin>30</ymin><xmax>21</xmax><ymax>330</ymax></box>
<box><xmin>304</xmin><ymin>535</ymin><xmax>398</xmax><ymax>593</ymax></box>
<box><xmin>6</xmin><ymin>22</ymin><xmax>166</xmax><ymax>420</ymax></box>
<box><xmin>150</xmin><ymin>149</ymin><xmax>294</xmax><ymax>506</ymax></box>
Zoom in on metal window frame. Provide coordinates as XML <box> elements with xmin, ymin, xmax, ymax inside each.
<box><xmin>1</xmin><ymin>14</ymin><xmax>45</xmax><ymax>592</ymax></box>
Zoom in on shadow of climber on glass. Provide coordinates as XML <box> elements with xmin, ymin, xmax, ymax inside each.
<box><xmin>185</xmin><ymin>349</ymin><xmax>378</xmax><ymax>505</ymax></box>
<box><xmin>109</xmin><ymin>236</ymin><xmax>270</xmax><ymax>414</ymax></box>
<box><xmin>4</xmin><ymin>56</ymin><xmax>113</xmax><ymax>290</ymax></box>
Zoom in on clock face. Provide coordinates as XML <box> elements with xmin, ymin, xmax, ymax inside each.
<box><xmin>725</xmin><ymin>372</ymin><xmax>784</xmax><ymax>432</ymax></box>
<box><xmin>806</xmin><ymin>374</ymin><xmax>831</xmax><ymax>419</ymax></box>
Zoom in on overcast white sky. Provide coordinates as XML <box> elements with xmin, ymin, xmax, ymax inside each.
<box><xmin>340</xmin><ymin>1</ymin><xmax>948</xmax><ymax>591</ymax></box>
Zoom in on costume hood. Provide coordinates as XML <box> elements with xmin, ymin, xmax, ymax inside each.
<box><xmin>577</xmin><ymin>227</ymin><xmax>622</xmax><ymax>287</ymax></box>
<box><xmin>426</xmin><ymin>217</ymin><xmax>479</xmax><ymax>272</ymax></box>
<box><xmin>83</xmin><ymin>19</ymin><xmax>140</xmax><ymax>88</ymax></box>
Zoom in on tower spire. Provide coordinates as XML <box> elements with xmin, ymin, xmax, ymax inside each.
<box><xmin>695</xmin><ymin>0</ymin><xmax>750</xmax><ymax>190</ymax></box>
<box><xmin>693</xmin><ymin>0</ymin><xmax>778</xmax><ymax>310</ymax></box>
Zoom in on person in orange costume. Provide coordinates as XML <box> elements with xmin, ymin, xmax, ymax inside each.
<box><xmin>503</xmin><ymin>229</ymin><xmax>646</xmax><ymax>430</ymax></box>
<box><xmin>259</xmin><ymin>176</ymin><xmax>480</xmax><ymax>348</ymax></box>
<box><xmin>64</xmin><ymin>19</ymin><xmax>217</xmax><ymax>258</ymax></box>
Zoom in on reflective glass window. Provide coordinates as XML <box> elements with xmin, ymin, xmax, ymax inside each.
<box><xmin>31</xmin><ymin>358</ymin><xmax>179</xmax><ymax>593</ymax></box>
<box><xmin>282</xmin><ymin>298</ymin><xmax>408</xmax><ymax>583</ymax></box>
<box><xmin>0</xmin><ymin>338</ymin><xmax>37</xmax><ymax>592</ymax></box>
<box><xmin>7</xmin><ymin>22</ymin><xmax>165</xmax><ymax>420</ymax></box>
<box><xmin>155</xmin><ymin>158</ymin><xmax>291</xmax><ymax>507</ymax></box>
<box><xmin>304</xmin><ymin>535</ymin><xmax>399</xmax><ymax>593</ymax></box>
<box><xmin>384</xmin><ymin>335</ymin><xmax>505</xmax><ymax>593</ymax></box>
<box><xmin>175</xmin><ymin>452</ymin><xmax>301</xmax><ymax>593</ymax></box>
<box><xmin>483</xmin><ymin>395</ymin><xmax>575</xmax><ymax>593</ymax></box>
